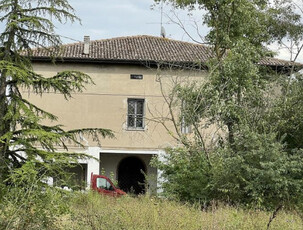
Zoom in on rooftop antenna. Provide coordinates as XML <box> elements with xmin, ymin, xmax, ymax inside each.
<box><xmin>160</xmin><ymin>1</ymin><xmax>166</xmax><ymax>38</ymax></box>
<box><xmin>147</xmin><ymin>1</ymin><xmax>169</xmax><ymax>37</ymax></box>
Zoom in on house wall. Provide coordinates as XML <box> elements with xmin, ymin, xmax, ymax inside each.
<box><xmin>28</xmin><ymin>62</ymin><xmax>206</xmax><ymax>191</ymax></box>
<box><xmin>29</xmin><ymin>62</ymin><xmax>206</xmax><ymax>150</ymax></box>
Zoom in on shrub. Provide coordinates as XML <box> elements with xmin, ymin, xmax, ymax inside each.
<box><xmin>153</xmin><ymin>147</ymin><xmax>212</xmax><ymax>204</ymax></box>
<box><xmin>211</xmin><ymin>128</ymin><xmax>303</xmax><ymax>210</ymax></box>
<box><xmin>0</xmin><ymin>161</ymin><xmax>71</xmax><ymax>230</ymax></box>
<box><xmin>154</xmin><ymin>127</ymin><xmax>303</xmax><ymax>211</ymax></box>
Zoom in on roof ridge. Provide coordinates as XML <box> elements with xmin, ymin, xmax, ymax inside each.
<box><xmin>57</xmin><ymin>35</ymin><xmax>158</xmax><ymax>47</ymax></box>
<box><xmin>91</xmin><ymin>35</ymin><xmax>152</xmax><ymax>43</ymax></box>
<box><xmin>30</xmin><ymin>40</ymin><xmax>82</xmax><ymax>51</ymax></box>
<box><xmin>59</xmin><ymin>35</ymin><xmax>210</xmax><ymax>49</ymax></box>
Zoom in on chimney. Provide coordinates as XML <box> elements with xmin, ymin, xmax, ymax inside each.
<box><xmin>83</xmin><ymin>35</ymin><xmax>90</xmax><ymax>55</ymax></box>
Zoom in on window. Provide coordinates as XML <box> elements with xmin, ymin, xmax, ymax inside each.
<box><xmin>181</xmin><ymin>116</ymin><xmax>192</xmax><ymax>134</ymax></box>
<box><xmin>130</xmin><ymin>74</ymin><xmax>143</xmax><ymax>80</ymax></box>
<box><xmin>180</xmin><ymin>100</ymin><xmax>192</xmax><ymax>134</ymax></box>
<box><xmin>96</xmin><ymin>177</ymin><xmax>113</xmax><ymax>190</ymax></box>
<box><xmin>127</xmin><ymin>99</ymin><xmax>144</xmax><ymax>129</ymax></box>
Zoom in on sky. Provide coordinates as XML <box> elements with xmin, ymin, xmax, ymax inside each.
<box><xmin>55</xmin><ymin>0</ymin><xmax>207</xmax><ymax>43</ymax></box>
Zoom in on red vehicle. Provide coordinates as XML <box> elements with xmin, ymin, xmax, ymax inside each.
<box><xmin>90</xmin><ymin>173</ymin><xmax>126</xmax><ymax>196</ymax></box>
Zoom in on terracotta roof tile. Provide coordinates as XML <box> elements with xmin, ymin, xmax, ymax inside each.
<box><xmin>31</xmin><ymin>35</ymin><xmax>302</xmax><ymax>67</ymax></box>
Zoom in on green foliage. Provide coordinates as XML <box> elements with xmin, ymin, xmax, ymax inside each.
<box><xmin>156</xmin><ymin>0</ymin><xmax>302</xmax><ymax>58</ymax></box>
<box><xmin>154</xmin><ymin>0</ymin><xmax>303</xmax><ymax>212</ymax></box>
<box><xmin>268</xmin><ymin>74</ymin><xmax>303</xmax><ymax>151</ymax></box>
<box><xmin>159</xmin><ymin>71</ymin><xmax>303</xmax><ymax>209</ymax></box>
<box><xmin>0</xmin><ymin>0</ymin><xmax>113</xmax><ymax>184</ymax></box>
<box><xmin>211</xmin><ymin>127</ymin><xmax>303</xmax><ymax>210</ymax></box>
<box><xmin>267</xmin><ymin>0</ymin><xmax>303</xmax><ymax>44</ymax></box>
<box><xmin>0</xmin><ymin>161</ymin><xmax>71</xmax><ymax>230</ymax></box>
<box><xmin>153</xmin><ymin>147</ymin><xmax>211</xmax><ymax>203</ymax></box>
<box><xmin>155</xmin><ymin>128</ymin><xmax>303</xmax><ymax>210</ymax></box>
<box><xmin>205</xmin><ymin>42</ymin><xmax>267</xmax><ymax>130</ymax></box>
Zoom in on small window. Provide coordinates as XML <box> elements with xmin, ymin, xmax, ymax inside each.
<box><xmin>127</xmin><ymin>99</ymin><xmax>144</xmax><ymax>129</ymax></box>
<box><xmin>96</xmin><ymin>177</ymin><xmax>113</xmax><ymax>190</ymax></box>
<box><xmin>130</xmin><ymin>74</ymin><xmax>143</xmax><ymax>80</ymax></box>
<box><xmin>180</xmin><ymin>100</ymin><xmax>192</xmax><ymax>134</ymax></box>
<box><xmin>181</xmin><ymin>116</ymin><xmax>192</xmax><ymax>134</ymax></box>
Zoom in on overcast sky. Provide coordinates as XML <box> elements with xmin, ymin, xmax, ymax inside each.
<box><xmin>55</xmin><ymin>0</ymin><xmax>207</xmax><ymax>43</ymax></box>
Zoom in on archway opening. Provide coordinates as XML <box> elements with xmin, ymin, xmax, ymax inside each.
<box><xmin>118</xmin><ymin>156</ymin><xmax>146</xmax><ymax>194</ymax></box>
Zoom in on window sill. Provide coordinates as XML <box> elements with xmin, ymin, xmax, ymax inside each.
<box><xmin>126</xmin><ymin>127</ymin><xmax>145</xmax><ymax>131</ymax></box>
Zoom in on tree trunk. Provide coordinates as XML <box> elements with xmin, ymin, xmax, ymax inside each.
<box><xmin>0</xmin><ymin>0</ymin><xmax>18</xmax><ymax>184</ymax></box>
<box><xmin>0</xmin><ymin>73</ymin><xmax>8</xmax><ymax>184</ymax></box>
<box><xmin>267</xmin><ymin>204</ymin><xmax>282</xmax><ymax>230</ymax></box>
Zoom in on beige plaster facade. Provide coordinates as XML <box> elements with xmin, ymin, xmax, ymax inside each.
<box><xmin>28</xmin><ymin>61</ymin><xmax>206</xmax><ymax>193</ymax></box>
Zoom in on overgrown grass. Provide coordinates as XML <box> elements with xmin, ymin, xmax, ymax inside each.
<box><xmin>57</xmin><ymin>192</ymin><xmax>303</xmax><ymax>230</ymax></box>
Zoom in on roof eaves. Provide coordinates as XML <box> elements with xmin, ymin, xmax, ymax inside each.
<box><xmin>30</xmin><ymin>56</ymin><xmax>208</xmax><ymax>69</ymax></box>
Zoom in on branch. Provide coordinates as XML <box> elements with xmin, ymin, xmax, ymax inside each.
<box><xmin>165</xmin><ymin>10</ymin><xmax>208</xmax><ymax>45</ymax></box>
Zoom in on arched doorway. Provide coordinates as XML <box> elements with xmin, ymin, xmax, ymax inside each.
<box><xmin>118</xmin><ymin>156</ymin><xmax>146</xmax><ymax>194</ymax></box>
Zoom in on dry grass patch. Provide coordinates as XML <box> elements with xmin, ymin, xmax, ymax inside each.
<box><xmin>58</xmin><ymin>192</ymin><xmax>303</xmax><ymax>230</ymax></box>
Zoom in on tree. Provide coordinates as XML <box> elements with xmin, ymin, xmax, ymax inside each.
<box><xmin>155</xmin><ymin>0</ymin><xmax>276</xmax><ymax>145</ymax></box>
<box><xmin>153</xmin><ymin>0</ymin><xmax>303</xmax><ymax>215</ymax></box>
<box><xmin>0</xmin><ymin>0</ymin><xmax>113</xmax><ymax>186</ymax></box>
<box><xmin>265</xmin><ymin>1</ymin><xmax>303</xmax><ymax>153</ymax></box>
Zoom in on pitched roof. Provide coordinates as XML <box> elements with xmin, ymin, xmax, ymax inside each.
<box><xmin>31</xmin><ymin>35</ymin><xmax>301</xmax><ymax>67</ymax></box>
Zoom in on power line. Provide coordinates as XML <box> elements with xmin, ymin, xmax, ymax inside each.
<box><xmin>51</xmin><ymin>32</ymin><xmax>82</xmax><ymax>43</ymax></box>
<box><xmin>59</xmin><ymin>34</ymin><xmax>82</xmax><ymax>42</ymax></box>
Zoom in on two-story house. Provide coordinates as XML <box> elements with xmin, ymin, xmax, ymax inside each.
<box><xmin>28</xmin><ymin>35</ymin><xmax>296</xmax><ymax>194</ymax></box>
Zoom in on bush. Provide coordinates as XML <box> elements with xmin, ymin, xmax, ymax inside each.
<box><xmin>211</xmin><ymin>128</ymin><xmax>303</xmax><ymax>210</ymax></box>
<box><xmin>154</xmin><ymin>127</ymin><xmax>303</xmax><ymax>211</ymax></box>
<box><xmin>153</xmin><ymin>147</ymin><xmax>212</xmax><ymax>204</ymax></box>
<box><xmin>0</xmin><ymin>162</ymin><xmax>71</xmax><ymax>230</ymax></box>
